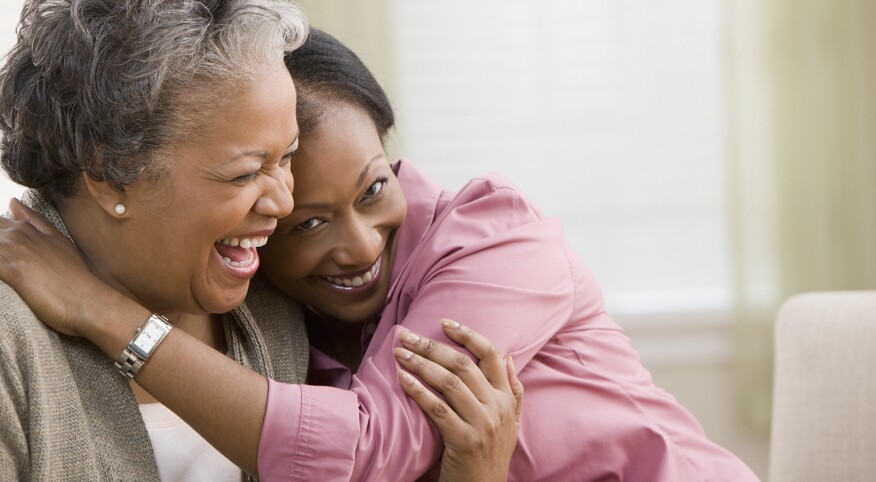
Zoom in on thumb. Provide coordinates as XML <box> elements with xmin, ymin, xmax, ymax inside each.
<box><xmin>505</xmin><ymin>355</ymin><xmax>524</xmax><ymax>423</ymax></box>
<box><xmin>9</xmin><ymin>198</ymin><xmax>62</xmax><ymax>236</ymax></box>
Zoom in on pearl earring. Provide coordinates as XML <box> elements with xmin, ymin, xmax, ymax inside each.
<box><xmin>114</xmin><ymin>203</ymin><xmax>126</xmax><ymax>215</ymax></box>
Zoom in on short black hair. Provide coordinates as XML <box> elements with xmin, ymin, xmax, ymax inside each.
<box><xmin>285</xmin><ymin>29</ymin><xmax>394</xmax><ymax>142</ymax></box>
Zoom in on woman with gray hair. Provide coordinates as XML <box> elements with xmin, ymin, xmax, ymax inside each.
<box><xmin>0</xmin><ymin>1</ymin><xmax>520</xmax><ymax>480</ymax></box>
<box><xmin>0</xmin><ymin>0</ymin><xmax>306</xmax><ymax>479</ymax></box>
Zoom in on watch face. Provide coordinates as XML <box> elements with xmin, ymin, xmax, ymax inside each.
<box><xmin>131</xmin><ymin>318</ymin><xmax>169</xmax><ymax>356</ymax></box>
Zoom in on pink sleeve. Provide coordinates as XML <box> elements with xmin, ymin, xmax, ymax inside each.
<box><xmin>258</xmin><ymin>379</ymin><xmax>360</xmax><ymax>482</ymax></box>
<box><xmin>259</xmin><ymin>177</ymin><xmax>756</xmax><ymax>480</ymax></box>
<box><xmin>260</xmin><ymin>179</ymin><xmax>578</xmax><ymax>481</ymax></box>
<box><xmin>337</xmin><ymin>180</ymin><xmax>580</xmax><ymax>479</ymax></box>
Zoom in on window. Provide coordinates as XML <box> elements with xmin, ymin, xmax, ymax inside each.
<box><xmin>389</xmin><ymin>0</ymin><xmax>731</xmax><ymax>323</ymax></box>
<box><xmin>0</xmin><ymin>0</ymin><xmax>732</xmax><ymax>326</ymax></box>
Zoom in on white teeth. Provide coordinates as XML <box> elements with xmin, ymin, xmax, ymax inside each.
<box><xmin>216</xmin><ymin>235</ymin><xmax>269</xmax><ymax>269</ymax></box>
<box><xmin>218</xmin><ymin>236</ymin><xmax>268</xmax><ymax>248</ymax></box>
<box><xmin>322</xmin><ymin>257</ymin><xmax>381</xmax><ymax>289</ymax></box>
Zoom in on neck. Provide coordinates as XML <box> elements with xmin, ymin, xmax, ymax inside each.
<box><xmin>304</xmin><ymin>310</ymin><xmax>365</xmax><ymax>373</ymax></box>
<box><xmin>56</xmin><ymin>193</ymin><xmax>227</xmax><ymax>352</ymax></box>
<box><xmin>174</xmin><ymin>312</ymin><xmax>227</xmax><ymax>352</ymax></box>
<box><xmin>56</xmin><ymin>194</ymin><xmax>146</xmax><ymax>305</ymax></box>
<box><xmin>130</xmin><ymin>311</ymin><xmax>224</xmax><ymax>404</ymax></box>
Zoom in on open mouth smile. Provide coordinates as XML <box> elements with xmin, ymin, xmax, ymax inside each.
<box><xmin>214</xmin><ymin>235</ymin><xmax>269</xmax><ymax>279</ymax></box>
<box><xmin>319</xmin><ymin>256</ymin><xmax>382</xmax><ymax>293</ymax></box>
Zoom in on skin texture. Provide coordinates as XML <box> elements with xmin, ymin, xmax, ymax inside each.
<box><xmin>259</xmin><ymin>102</ymin><xmax>407</xmax><ymax>326</ymax></box>
<box><xmin>61</xmin><ymin>60</ymin><xmax>299</xmax><ymax>316</ymax></box>
<box><xmin>258</xmin><ymin>102</ymin><xmax>406</xmax><ymax>371</ymax></box>
<box><xmin>396</xmin><ymin>321</ymin><xmax>523</xmax><ymax>482</ymax></box>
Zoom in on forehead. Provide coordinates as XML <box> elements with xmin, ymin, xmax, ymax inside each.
<box><xmin>163</xmin><ymin>62</ymin><xmax>298</xmax><ymax>164</ymax></box>
<box><xmin>292</xmin><ymin>105</ymin><xmax>383</xmax><ymax>191</ymax></box>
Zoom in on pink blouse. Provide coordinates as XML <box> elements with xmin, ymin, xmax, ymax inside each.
<box><xmin>258</xmin><ymin>160</ymin><xmax>759</xmax><ymax>481</ymax></box>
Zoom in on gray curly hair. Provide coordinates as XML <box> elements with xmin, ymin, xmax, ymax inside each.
<box><xmin>0</xmin><ymin>0</ymin><xmax>308</xmax><ymax>201</ymax></box>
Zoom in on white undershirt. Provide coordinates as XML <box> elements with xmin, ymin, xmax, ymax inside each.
<box><xmin>139</xmin><ymin>402</ymin><xmax>242</xmax><ymax>482</ymax></box>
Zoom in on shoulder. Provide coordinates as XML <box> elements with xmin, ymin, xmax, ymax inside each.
<box><xmin>0</xmin><ymin>281</ymin><xmax>59</xmax><ymax>353</ymax></box>
<box><xmin>428</xmin><ymin>172</ymin><xmax>560</xmax><ymax>252</ymax></box>
<box><xmin>0</xmin><ymin>281</ymin><xmax>63</xmax><ymax>415</ymax></box>
<box><xmin>395</xmin><ymin>159</ymin><xmax>541</xmax><ymax>217</ymax></box>
<box><xmin>398</xmin><ymin>159</ymin><xmax>550</xmax><ymax>238</ymax></box>
<box><xmin>398</xmin><ymin>167</ymin><xmax>573</xmax><ymax>292</ymax></box>
<box><xmin>239</xmin><ymin>274</ymin><xmax>309</xmax><ymax>383</ymax></box>
<box><xmin>0</xmin><ymin>281</ymin><xmax>69</xmax><ymax>380</ymax></box>
<box><xmin>0</xmin><ymin>282</ymin><xmax>53</xmax><ymax>340</ymax></box>
<box><xmin>457</xmin><ymin>171</ymin><xmax>544</xmax><ymax>219</ymax></box>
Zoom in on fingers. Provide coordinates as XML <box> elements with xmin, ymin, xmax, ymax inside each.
<box><xmin>439</xmin><ymin>320</ymin><xmax>509</xmax><ymax>390</ymax></box>
<box><xmin>505</xmin><ymin>355</ymin><xmax>524</xmax><ymax>423</ymax></box>
<box><xmin>8</xmin><ymin>198</ymin><xmax>60</xmax><ymax>236</ymax></box>
<box><xmin>396</xmin><ymin>368</ymin><xmax>468</xmax><ymax>439</ymax></box>
<box><xmin>395</xmin><ymin>342</ymin><xmax>486</xmax><ymax>421</ymax></box>
<box><xmin>398</xmin><ymin>329</ymin><xmax>501</xmax><ymax>405</ymax></box>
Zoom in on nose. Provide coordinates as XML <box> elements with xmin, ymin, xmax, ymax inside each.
<box><xmin>333</xmin><ymin>215</ymin><xmax>383</xmax><ymax>269</ymax></box>
<box><xmin>254</xmin><ymin>166</ymin><xmax>294</xmax><ymax>218</ymax></box>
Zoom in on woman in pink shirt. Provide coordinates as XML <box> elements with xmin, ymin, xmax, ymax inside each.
<box><xmin>0</xmin><ymin>29</ymin><xmax>758</xmax><ymax>481</ymax></box>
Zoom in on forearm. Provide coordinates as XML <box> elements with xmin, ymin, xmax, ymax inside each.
<box><xmin>82</xmin><ymin>291</ymin><xmax>267</xmax><ymax>477</ymax></box>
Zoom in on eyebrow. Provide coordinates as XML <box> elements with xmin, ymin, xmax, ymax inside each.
<box><xmin>295</xmin><ymin>153</ymin><xmax>386</xmax><ymax>211</ymax></box>
<box><xmin>221</xmin><ymin>134</ymin><xmax>299</xmax><ymax>165</ymax></box>
<box><xmin>356</xmin><ymin>153</ymin><xmax>386</xmax><ymax>188</ymax></box>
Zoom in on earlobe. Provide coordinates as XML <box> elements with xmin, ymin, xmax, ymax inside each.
<box><xmin>81</xmin><ymin>172</ymin><xmax>129</xmax><ymax>218</ymax></box>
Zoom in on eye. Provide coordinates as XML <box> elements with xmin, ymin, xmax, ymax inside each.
<box><xmin>361</xmin><ymin>176</ymin><xmax>388</xmax><ymax>202</ymax></box>
<box><xmin>295</xmin><ymin>217</ymin><xmax>324</xmax><ymax>232</ymax></box>
<box><xmin>280</xmin><ymin>149</ymin><xmax>297</xmax><ymax>167</ymax></box>
<box><xmin>232</xmin><ymin>171</ymin><xmax>260</xmax><ymax>183</ymax></box>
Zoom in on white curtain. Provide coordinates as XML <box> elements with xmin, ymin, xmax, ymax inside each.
<box><xmin>729</xmin><ymin>0</ymin><xmax>876</xmax><ymax>432</ymax></box>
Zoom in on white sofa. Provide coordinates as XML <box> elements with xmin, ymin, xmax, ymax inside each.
<box><xmin>769</xmin><ymin>291</ymin><xmax>876</xmax><ymax>481</ymax></box>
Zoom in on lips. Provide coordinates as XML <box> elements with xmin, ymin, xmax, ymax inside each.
<box><xmin>318</xmin><ymin>256</ymin><xmax>382</xmax><ymax>294</ymax></box>
<box><xmin>214</xmin><ymin>235</ymin><xmax>270</xmax><ymax>279</ymax></box>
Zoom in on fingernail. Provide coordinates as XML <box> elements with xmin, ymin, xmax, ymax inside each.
<box><xmin>400</xmin><ymin>332</ymin><xmax>420</xmax><ymax>345</ymax></box>
<box><xmin>506</xmin><ymin>354</ymin><xmax>515</xmax><ymax>371</ymax></box>
<box><xmin>440</xmin><ymin>319</ymin><xmax>460</xmax><ymax>330</ymax></box>
<box><xmin>398</xmin><ymin>370</ymin><xmax>415</xmax><ymax>385</ymax></box>
<box><xmin>395</xmin><ymin>347</ymin><xmax>414</xmax><ymax>361</ymax></box>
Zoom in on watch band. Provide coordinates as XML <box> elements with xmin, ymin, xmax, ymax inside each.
<box><xmin>115</xmin><ymin>313</ymin><xmax>172</xmax><ymax>380</ymax></box>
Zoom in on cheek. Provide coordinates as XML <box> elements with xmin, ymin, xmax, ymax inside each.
<box><xmin>259</xmin><ymin>241</ymin><xmax>316</xmax><ymax>283</ymax></box>
<box><xmin>390</xmin><ymin>193</ymin><xmax>408</xmax><ymax>226</ymax></box>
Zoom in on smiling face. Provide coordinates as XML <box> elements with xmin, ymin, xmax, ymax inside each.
<box><xmin>87</xmin><ymin>60</ymin><xmax>299</xmax><ymax>315</ymax></box>
<box><xmin>258</xmin><ymin>101</ymin><xmax>407</xmax><ymax>324</ymax></box>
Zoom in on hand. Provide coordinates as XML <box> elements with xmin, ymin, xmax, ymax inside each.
<box><xmin>395</xmin><ymin>320</ymin><xmax>524</xmax><ymax>482</ymax></box>
<box><xmin>0</xmin><ymin>199</ymin><xmax>121</xmax><ymax>337</ymax></box>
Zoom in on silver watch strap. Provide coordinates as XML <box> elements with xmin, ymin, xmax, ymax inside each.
<box><xmin>114</xmin><ymin>313</ymin><xmax>172</xmax><ymax>380</ymax></box>
<box><xmin>115</xmin><ymin>348</ymin><xmax>145</xmax><ymax>380</ymax></box>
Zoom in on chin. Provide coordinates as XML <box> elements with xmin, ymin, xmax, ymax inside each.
<box><xmin>200</xmin><ymin>290</ymin><xmax>248</xmax><ymax>315</ymax></box>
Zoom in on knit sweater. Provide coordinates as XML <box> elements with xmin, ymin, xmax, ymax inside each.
<box><xmin>0</xmin><ymin>190</ymin><xmax>309</xmax><ymax>481</ymax></box>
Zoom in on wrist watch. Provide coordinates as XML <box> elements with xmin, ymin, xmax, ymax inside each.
<box><xmin>115</xmin><ymin>313</ymin><xmax>173</xmax><ymax>380</ymax></box>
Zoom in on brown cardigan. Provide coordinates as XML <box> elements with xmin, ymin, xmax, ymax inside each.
<box><xmin>0</xmin><ymin>190</ymin><xmax>308</xmax><ymax>481</ymax></box>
